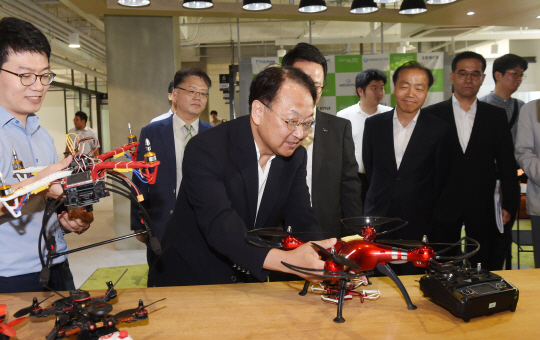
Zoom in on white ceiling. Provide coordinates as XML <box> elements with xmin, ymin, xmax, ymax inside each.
<box><xmin>0</xmin><ymin>0</ymin><xmax>539</xmax><ymax>80</ymax></box>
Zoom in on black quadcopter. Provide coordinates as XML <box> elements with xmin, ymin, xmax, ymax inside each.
<box><xmin>13</xmin><ymin>271</ymin><xmax>165</xmax><ymax>340</ymax></box>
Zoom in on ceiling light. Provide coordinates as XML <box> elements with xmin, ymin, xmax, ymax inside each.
<box><xmin>467</xmin><ymin>11</ymin><xmax>475</xmax><ymax>15</ymax></box>
<box><xmin>298</xmin><ymin>0</ymin><xmax>327</xmax><ymax>13</ymax></box>
<box><xmin>350</xmin><ymin>0</ymin><xmax>378</xmax><ymax>14</ymax></box>
<box><xmin>68</xmin><ymin>33</ymin><xmax>80</xmax><ymax>48</ymax></box>
<box><xmin>373</xmin><ymin>0</ymin><xmax>399</xmax><ymax>3</ymax></box>
<box><xmin>118</xmin><ymin>0</ymin><xmax>150</xmax><ymax>6</ymax></box>
<box><xmin>427</xmin><ymin>0</ymin><xmax>456</xmax><ymax>4</ymax></box>
<box><xmin>399</xmin><ymin>0</ymin><xmax>427</xmax><ymax>14</ymax></box>
<box><xmin>243</xmin><ymin>0</ymin><xmax>272</xmax><ymax>10</ymax></box>
<box><xmin>183</xmin><ymin>0</ymin><xmax>213</xmax><ymax>9</ymax></box>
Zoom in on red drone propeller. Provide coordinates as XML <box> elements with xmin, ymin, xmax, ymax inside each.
<box><xmin>1</xmin><ymin>304</ymin><xmax>27</xmax><ymax>338</ymax></box>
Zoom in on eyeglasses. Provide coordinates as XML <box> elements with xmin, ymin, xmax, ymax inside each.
<box><xmin>175</xmin><ymin>86</ymin><xmax>209</xmax><ymax>98</ymax></box>
<box><xmin>315</xmin><ymin>81</ymin><xmax>327</xmax><ymax>95</ymax></box>
<box><xmin>506</xmin><ymin>71</ymin><xmax>526</xmax><ymax>79</ymax></box>
<box><xmin>1</xmin><ymin>68</ymin><xmax>56</xmax><ymax>86</ymax></box>
<box><xmin>261</xmin><ymin>101</ymin><xmax>315</xmax><ymax>132</ymax></box>
<box><xmin>455</xmin><ymin>71</ymin><xmax>483</xmax><ymax>81</ymax></box>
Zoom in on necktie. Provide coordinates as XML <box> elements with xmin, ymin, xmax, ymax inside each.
<box><xmin>184</xmin><ymin>124</ymin><xmax>192</xmax><ymax>146</ymax></box>
<box><xmin>302</xmin><ymin>129</ymin><xmax>314</xmax><ymax>149</ymax></box>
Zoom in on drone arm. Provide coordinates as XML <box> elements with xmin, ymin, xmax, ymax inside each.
<box><xmin>97</xmin><ymin>142</ymin><xmax>139</xmax><ymax>162</ymax></box>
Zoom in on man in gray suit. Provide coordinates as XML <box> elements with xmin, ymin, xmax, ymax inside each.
<box><xmin>515</xmin><ymin>99</ymin><xmax>540</xmax><ymax>268</ymax></box>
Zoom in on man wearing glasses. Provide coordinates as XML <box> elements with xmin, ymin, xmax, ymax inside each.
<box><xmin>281</xmin><ymin>43</ymin><xmax>363</xmax><ymax>239</ymax></box>
<box><xmin>131</xmin><ymin>68</ymin><xmax>213</xmax><ymax>262</ymax></box>
<box><xmin>148</xmin><ymin>66</ymin><xmax>341</xmax><ymax>287</ymax></box>
<box><xmin>0</xmin><ymin>17</ymin><xmax>91</xmax><ymax>293</ymax></box>
<box><xmin>423</xmin><ymin>51</ymin><xmax>520</xmax><ymax>270</ymax></box>
<box><xmin>480</xmin><ymin>54</ymin><xmax>528</xmax><ymax>145</ymax></box>
<box><xmin>479</xmin><ymin>54</ymin><xmax>528</xmax><ymax>269</ymax></box>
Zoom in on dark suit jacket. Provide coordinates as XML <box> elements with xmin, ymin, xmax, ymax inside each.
<box><xmin>362</xmin><ymin>109</ymin><xmax>450</xmax><ymax>240</ymax></box>
<box><xmin>148</xmin><ymin>115</ymin><xmax>322</xmax><ymax>287</ymax></box>
<box><xmin>422</xmin><ymin>98</ymin><xmax>520</xmax><ymax>226</ymax></box>
<box><xmin>130</xmin><ymin>115</ymin><xmax>213</xmax><ymax>241</ymax></box>
<box><xmin>311</xmin><ymin>110</ymin><xmax>363</xmax><ymax>237</ymax></box>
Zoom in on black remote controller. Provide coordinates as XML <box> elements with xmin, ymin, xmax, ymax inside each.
<box><xmin>419</xmin><ymin>264</ymin><xmax>519</xmax><ymax>322</ymax></box>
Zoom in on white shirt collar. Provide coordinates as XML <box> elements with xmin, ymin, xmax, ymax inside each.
<box><xmin>452</xmin><ymin>94</ymin><xmax>478</xmax><ymax>113</ymax></box>
<box><xmin>254</xmin><ymin>140</ymin><xmax>277</xmax><ymax>165</ymax></box>
<box><xmin>393</xmin><ymin>108</ymin><xmax>420</xmax><ymax>127</ymax></box>
<box><xmin>173</xmin><ymin>114</ymin><xmax>199</xmax><ymax>134</ymax></box>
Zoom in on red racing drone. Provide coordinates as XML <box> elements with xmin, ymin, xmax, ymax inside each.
<box><xmin>1</xmin><ymin>304</ymin><xmax>26</xmax><ymax>340</ymax></box>
<box><xmin>0</xmin><ymin>124</ymin><xmax>162</xmax><ymax>287</ymax></box>
<box><xmin>12</xmin><ymin>270</ymin><xmax>165</xmax><ymax>340</ymax></box>
<box><xmin>246</xmin><ymin>216</ymin><xmax>480</xmax><ymax>323</ymax></box>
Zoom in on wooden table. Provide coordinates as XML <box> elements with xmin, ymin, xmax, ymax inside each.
<box><xmin>2</xmin><ymin>269</ymin><xmax>539</xmax><ymax>339</ymax></box>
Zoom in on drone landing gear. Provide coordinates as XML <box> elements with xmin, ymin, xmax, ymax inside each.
<box><xmin>298</xmin><ymin>279</ymin><xmax>348</xmax><ymax>323</ymax></box>
<box><xmin>299</xmin><ymin>281</ymin><xmax>310</xmax><ymax>296</ymax></box>
<box><xmin>333</xmin><ymin>279</ymin><xmax>348</xmax><ymax>323</ymax></box>
<box><xmin>376</xmin><ymin>264</ymin><xmax>417</xmax><ymax>310</ymax></box>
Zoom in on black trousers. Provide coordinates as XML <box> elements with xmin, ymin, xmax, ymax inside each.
<box><xmin>0</xmin><ymin>260</ymin><xmax>75</xmax><ymax>293</ymax></box>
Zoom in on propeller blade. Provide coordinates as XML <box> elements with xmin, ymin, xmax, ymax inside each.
<box><xmin>375</xmin><ymin>240</ymin><xmax>422</xmax><ymax>248</ymax></box>
<box><xmin>102</xmin><ymin>269</ymin><xmax>128</xmax><ymax>302</ymax></box>
<box><xmin>113</xmin><ymin>307</ymin><xmax>138</xmax><ymax>320</ymax></box>
<box><xmin>45</xmin><ymin>315</ymin><xmax>70</xmax><ymax>340</ymax></box>
<box><xmin>0</xmin><ymin>304</ymin><xmax>6</xmax><ymax>322</ymax></box>
<box><xmin>247</xmin><ymin>227</ymin><xmax>289</xmax><ymax>237</ymax></box>
<box><xmin>1</xmin><ymin>325</ymin><xmax>16</xmax><ymax>337</ymax></box>
<box><xmin>13</xmin><ymin>295</ymin><xmax>54</xmax><ymax>318</ymax></box>
<box><xmin>45</xmin><ymin>325</ymin><xmax>59</xmax><ymax>340</ymax></box>
<box><xmin>6</xmin><ymin>317</ymin><xmax>26</xmax><ymax>328</ymax></box>
<box><xmin>281</xmin><ymin>261</ymin><xmax>365</xmax><ymax>280</ymax></box>
<box><xmin>335</xmin><ymin>255</ymin><xmax>361</xmax><ymax>271</ymax></box>
<box><xmin>311</xmin><ymin>242</ymin><xmax>332</xmax><ymax>257</ymax></box>
<box><xmin>311</xmin><ymin>243</ymin><xmax>361</xmax><ymax>270</ymax></box>
<box><xmin>113</xmin><ymin>298</ymin><xmax>166</xmax><ymax>320</ymax></box>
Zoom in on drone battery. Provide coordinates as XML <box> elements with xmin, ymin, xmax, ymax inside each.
<box><xmin>419</xmin><ymin>270</ymin><xmax>519</xmax><ymax>322</ymax></box>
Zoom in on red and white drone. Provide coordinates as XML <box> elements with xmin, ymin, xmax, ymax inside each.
<box><xmin>0</xmin><ymin>124</ymin><xmax>162</xmax><ymax>287</ymax></box>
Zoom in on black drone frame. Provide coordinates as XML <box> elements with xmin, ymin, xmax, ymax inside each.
<box><xmin>37</xmin><ymin>171</ymin><xmax>161</xmax><ymax>287</ymax></box>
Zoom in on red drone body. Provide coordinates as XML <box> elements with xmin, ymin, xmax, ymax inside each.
<box><xmin>281</xmin><ymin>232</ymin><xmax>436</xmax><ymax>273</ymax></box>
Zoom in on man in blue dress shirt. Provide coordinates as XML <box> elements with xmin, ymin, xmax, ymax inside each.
<box><xmin>0</xmin><ymin>17</ymin><xmax>91</xmax><ymax>293</ymax></box>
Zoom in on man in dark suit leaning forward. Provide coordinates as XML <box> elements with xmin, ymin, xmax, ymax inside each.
<box><xmin>149</xmin><ymin>66</ymin><xmax>340</xmax><ymax>287</ymax></box>
<box><xmin>282</xmin><ymin>43</ymin><xmax>363</xmax><ymax>238</ymax></box>
<box><xmin>131</xmin><ymin>68</ymin><xmax>213</xmax><ymax>263</ymax></box>
<box><xmin>423</xmin><ymin>52</ymin><xmax>520</xmax><ymax>270</ymax></box>
<box><xmin>363</xmin><ymin>62</ymin><xmax>451</xmax><ymax>275</ymax></box>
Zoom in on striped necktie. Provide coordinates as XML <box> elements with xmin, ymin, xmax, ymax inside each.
<box><xmin>184</xmin><ymin>124</ymin><xmax>192</xmax><ymax>146</ymax></box>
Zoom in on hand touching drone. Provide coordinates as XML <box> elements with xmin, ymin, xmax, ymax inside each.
<box><xmin>264</xmin><ymin>238</ymin><xmax>339</xmax><ymax>283</ymax></box>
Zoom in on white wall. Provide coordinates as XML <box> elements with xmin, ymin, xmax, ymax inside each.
<box><xmin>37</xmin><ymin>90</ymin><xmax>67</xmax><ymax>160</ymax></box>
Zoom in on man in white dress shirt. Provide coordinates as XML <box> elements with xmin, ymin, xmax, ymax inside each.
<box><xmin>363</xmin><ymin>62</ymin><xmax>450</xmax><ymax>275</ymax></box>
<box><xmin>151</xmin><ymin>80</ymin><xmax>175</xmax><ymax>123</ymax></box>
<box><xmin>423</xmin><ymin>52</ymin><xmax>519</xmax><ymax>270</ymax></box>
<box><xmin>337</xmin><ymin>69</ymin><xmax>392</xmax><ymax>202</ymax></box>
